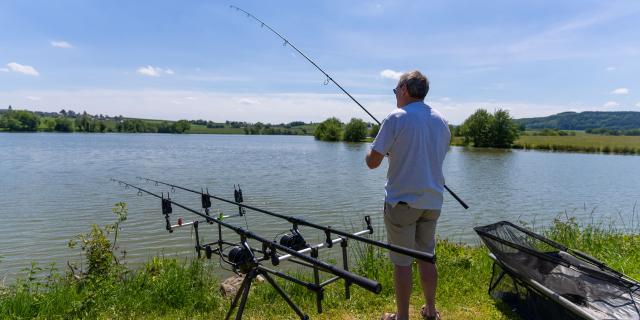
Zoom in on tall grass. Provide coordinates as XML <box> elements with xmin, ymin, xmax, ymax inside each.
<box><xmin>0</xmin><ymin>258</ymin><xmax>224</xmax><ymax>319</ymax></box>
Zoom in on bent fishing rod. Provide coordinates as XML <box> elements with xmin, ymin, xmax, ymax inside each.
<box><xmin>137</xmin><ymin>176</ymin><xmax>436</xmax><ymax>263</ymax></box>
<box><xmin>230</xmin><ymin>5</ymin><xmax>469</xmax><ymax>210</ymax></box>
<box><xmin>112</xmin><ymin>178</ymin><xmax>381</xmax><ymax>294</ymax></box>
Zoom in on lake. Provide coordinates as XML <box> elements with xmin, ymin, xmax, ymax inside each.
<box><xmin>1</xmin><ymin>133</ymin><xmax>638</xmax><ymax>281</ymax></box>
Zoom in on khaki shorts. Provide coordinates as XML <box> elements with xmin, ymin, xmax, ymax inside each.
<box><xmin>384</xmin><ymin>202</ymin><xmax>440</xmax><ymax>266</ymax></box>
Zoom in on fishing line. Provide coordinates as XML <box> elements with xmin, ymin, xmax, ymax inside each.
<box><xmin>229</xmin><ymin>5</ymin><xmax>469</xmax><ymax>209</ymax></box>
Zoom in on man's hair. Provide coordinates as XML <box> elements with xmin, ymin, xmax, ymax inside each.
<box><xmin>398</xmin><ymin>70</ymin><xmax>429</xmax><ymax>100</ymax></box>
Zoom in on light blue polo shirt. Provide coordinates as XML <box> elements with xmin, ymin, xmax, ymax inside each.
<box><xmin>371</xmin><ymin>101</ymin><xmax>450</xmax><ymax>210</ymax></box>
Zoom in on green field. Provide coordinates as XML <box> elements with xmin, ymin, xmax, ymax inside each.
<box><xmin>452</xmin><ymin>133</ymin><xmax>640</xmax><ymax>155</ymax></box>
<box><xmin>514</xmin><ymin>134</ymin><xmax>640</xmax><ymax>154</ymax></box>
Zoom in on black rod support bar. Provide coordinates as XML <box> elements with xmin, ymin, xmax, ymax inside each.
<box><xmin>114</xmin><ymin>178</ymin><xmax>382</xmax><ymax>294</ymax></box>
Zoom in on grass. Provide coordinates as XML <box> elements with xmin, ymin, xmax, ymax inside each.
<box><xmin>514</xmin><ymin>134</ymin><xmax>640</xmax><ymax>154</ymax></box>
<box><xmin>2</xmin><ymin>215</ymin><xmax>639</xmax><ymax>319</ymax></box>
<box><xmin>451</xmin><ymin>133</ymin><xmax>640</xmax><ymax>155</ymax></box>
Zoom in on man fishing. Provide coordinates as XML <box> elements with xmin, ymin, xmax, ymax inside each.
<box><xmin>366</xmin><ymin>70</ymin><xmax>450</xmax><ymax>320</ymax></box>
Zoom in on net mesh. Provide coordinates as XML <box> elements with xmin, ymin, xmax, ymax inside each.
<box><xmin>476</xmin><ymin>221</ymin><xmax>640</xmax><ymax>320</ymax></box>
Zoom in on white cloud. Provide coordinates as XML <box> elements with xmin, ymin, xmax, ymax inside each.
<box><xmin>636</xmin><ymin>102</ymin><xmax>640</xmax><ymax>108</ymax></box>
<box><xmin>6</xmin><ymin>62</ymin><xmax>40</xmax><ymax>76</ymax></box>
<box><xmin>238</xmin><ymin>98</ymin><xmax>260</xmax><ymax>105</ymax></box>
<box><xmin>605</xmin><ymin>67</ymin><xmax>615</xmax><ymax>71</ymax></box>
<box><xmin>137</xmin><ymin>66</ymin><xmax>162</xmax><ymax>77</ymax></box>
<box><xmin>185</xmin><ymin>96</ymin><xmax>197</xmax><ymax>100</ymax></box>
<box><xmin>610</xmin><ymin>88</ymin><xmax>629</xmax><ymax>95</ymax></box>
<box><xmin>136</xmin><ymin>66</ymin><xmax>175</xmax><ymax>77</ymax></box>
<box><xmin>380</xmin><ymin>69</ymin><xmax>403</xmax><ymax>80</ymax></box>
<box><xmin>440</xmin><ymin>97</ymin><xmax>451</xmax><ymax>102</ymax></box>
<box><xmin>50</xmin><ymin>41</ymin><xmax>73</xmax><ymax>48</ymax></box>
<box><xmin>603</xmin><ymin>101</ymin><xmax>619</xmax><ymax>108</ymax></box>
<box><xmin>26</xmin><ymin>96</ymin><xmax>40</xmax><ymax>101</ymax></box>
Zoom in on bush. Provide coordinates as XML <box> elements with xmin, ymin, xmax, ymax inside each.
<box><xmin>459</xmin><ymin>108</ymin><xmax>519</xmax><ymax>148</ymax></box>
<box><xmin>54</xmin><ymin>118</ymin><xmax>75</xmax><ymax>132</ymax></box>
<box><xmin>343</xmin><ymin>118</ymin><xmax>368</xmax><ymax>142</ymax></box>
<box><xmin>0</xmin><ymin>110</ymin><xmax>39</xmax><ymax>131</ymax></box>
<box><xmin>173</xmin><ymin>120</ymin><xmax>191</xmax><ymax>133</ymax></box>
<box><xmin>314</xmin><ymin>117</ymin><xmax>343</xmax><ymax>141</ymax></box>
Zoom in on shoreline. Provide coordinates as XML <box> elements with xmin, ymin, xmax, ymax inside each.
<box><xmin>3</xmin><ymin>130</ymin><xmax>640</xmax><ymax>155</ymax></box>
<box><xmin>2</xmin><ymin>216</ymin><xmax>639</xmax><ymax>319</ymax></box>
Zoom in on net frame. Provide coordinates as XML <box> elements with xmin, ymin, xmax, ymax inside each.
<box><xmin>475</xmin><ymin>221</ymin><xmax>640</xmax><ymax>320</ymax></box>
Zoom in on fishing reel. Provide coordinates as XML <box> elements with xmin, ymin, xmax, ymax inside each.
<box><xmin>228</xmin><ymin>245</ymin><xmax>255</xmax><ymax>274</ymax></box>
<box><xmin>279</xmin><ymin>229</ymin><xmax>307</xmax><ymax>251</ymax></box>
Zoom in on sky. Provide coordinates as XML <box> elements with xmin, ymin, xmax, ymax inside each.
<box><xmin>1</xmin><ymin>0</ymin><xmax>639</xmax><ymax>124</ymax></box>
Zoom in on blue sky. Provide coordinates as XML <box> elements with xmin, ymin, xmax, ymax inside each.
<box><xmin>1</xmin><ymin>0</ymin><xmax>639</xmax><ymax>124</ymax></box>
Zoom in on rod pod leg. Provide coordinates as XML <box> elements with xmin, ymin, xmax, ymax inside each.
<box><xmin>311</xmin><ymin>247</ymin><xmax>323</xmax><ymax>313</ymax></box>
<box><xmin>224</xmin><ymin>270</ymin><xmax>255</xmax><ymax>320</ymax></box>
<box><xmin>340</xmin><ymin>237</ymin><xmax>351</xmax><ymax>299</ymax></box>
<box><xmin>259</xmin><ymin>270</ymin><xmax>309</xmax><ymax>320</ymax></box>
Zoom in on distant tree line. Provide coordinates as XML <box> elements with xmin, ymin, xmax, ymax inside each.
<box><xmin>585</xmin><ymin>128</ymin><xmax>640</xmax><ymax>136</ymax></box>
<box><xmin>116</xmin><ymin>119</ymin><xmax>190</xmax><ymax>134</ymax></box>
<box><xmin>0</xmin><ymin>107</ymin><xmax>190</xmax><ymax>134</ymax></box>
<box><xmin>240</xmin><ymin>121</ymin><xmax>316</xmax><ymax>135</ymax></box>
<box><xmin>314</xmin><ymin>117</ymin><xmax>377</xmax><ymax>142</ymax></box>
<box><xmin>522</xmin><ymin>128</ymin><xmax>576</xmax><ymax>136</ymax></box>
<box><xmin>515</xmin><ymin>111</ymin><xmax>640</xmax><ymax>130</ymax></box>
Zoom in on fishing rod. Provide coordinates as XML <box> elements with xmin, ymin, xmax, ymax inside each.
<box><xmin>137</xmin><ymin>176</ymin><xmax>436</xmax><ymax>263</ymax></box>
<box><xmin>229</xmin><ymin>5</ymin><xmax>469</xmax><ymax>210</ymax></box>
<box><xmin>112</xmin><ymin>178</ymin><xmax>381</xmax><ymax>295</ymax></box>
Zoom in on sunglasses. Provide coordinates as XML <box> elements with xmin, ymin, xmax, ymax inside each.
<box><xmin>393</xmin><ymin>85</ymin><xmax>403</xmax><ymax>94</ymax></box>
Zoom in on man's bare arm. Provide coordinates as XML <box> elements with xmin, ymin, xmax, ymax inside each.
<box><xmin>366</xmin><ymin>149</ymin><xmax>384</xmax><ymax>169</ymax></box>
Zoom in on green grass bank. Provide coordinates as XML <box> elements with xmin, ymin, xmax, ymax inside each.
<box><xmin>452</xmin><ymin>133</ymin><xmax>640</xmax><ymax>155</ymax></box>
<box><xmin>1</xmin><ymin>216</ymin><xmax>639</xmax><ymax>319</ymax></box>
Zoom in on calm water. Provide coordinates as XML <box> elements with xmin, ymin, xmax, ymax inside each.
<box><xmin>1</xmin><ymin>133</ymin><xmax>639</xmax><ymax>281</ymax></box>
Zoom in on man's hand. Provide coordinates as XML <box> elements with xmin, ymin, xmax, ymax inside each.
<box><xmin>366</xmin><ymin>149</ymin><xmax>384</xmax><ymax>169</ymax></box>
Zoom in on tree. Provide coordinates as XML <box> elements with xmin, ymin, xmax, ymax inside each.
<box><xmin>459</xmin><ymin>109</ymin><xmax>493</xmax><ymax>147</ymax></box>
<box><xmin>75</xmin><ymin>113</ymin><xmax>95</xmax><ymax>132</ymax></box>
<box><xmin>344</xmin><ymin>118</ymin><xmax>368</xmax><ymax>142</ymax></box>
<box><xmin>459</xmin><ymin>108</ymin><xmax>519</xmax><ymax>148</ymax></box>
<box><xmin>314</xmin><ymin>117</ymin><xmax>343</xmax><ymax>141</ymax></box>
<box><xmin>369</xmin><ymin>124</ymin><xmax>380</xmax><ymax>139</ymax></box>
<box><xmin>0</xmin><ymin>110</ymin><xmax>40</xmax><ymax>131</ymax></box>
<box><xmin>55</xmin><ymin>117</ymin><xmax>75</xmax><ymax>132</ymax></box>
<box><xmin>173</xmin><ymin>120</ymin><xmax>191</xmax><ymax>133</ymax></box>
<box><xmin>157</xmin><ymin>121</ymin><xmax>173</xmax><ymax>133</ymax></box>
<box><xmin>448</xmin><ymin>124</ymin><xmax>461</xmax><ymax>137</ymax></box>
<box><xmin>42</xmin><ymin>118</ymin><xmax>56</xmax><ymax>131</ymax></box>
<box><xmin>490</xmin><ymin>109</ymin><xmax>520</xmax><ymax>148</ymax></box>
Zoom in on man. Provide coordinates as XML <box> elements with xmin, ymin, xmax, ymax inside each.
<box><xmin>366</xmin><ymin>70</ymin><xmax>450</xmax><ymax>320</ymax></box>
